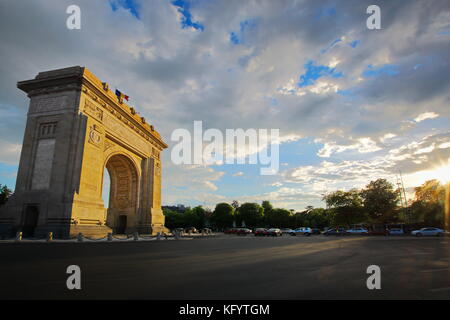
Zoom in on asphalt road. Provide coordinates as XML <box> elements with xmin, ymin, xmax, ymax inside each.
<box><xmin>1</xmin><ymin>234</ymin><xmax>450</xmax><ymax>299</ymax></box>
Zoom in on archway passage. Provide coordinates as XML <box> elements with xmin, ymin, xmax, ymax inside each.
<box><xmin>22</xmin><ymin>205</ymin><xmax>39</xmax><ymax>237</ymax></box>
<box><xmin>117</xmin><ymin>215</ymin><xmax>127</xmax><ymax>234</ymax></box>
<box><xmin>103</xmin><ymin>154</ymin><xmax>138</xmax><ymax>234</ymax></box>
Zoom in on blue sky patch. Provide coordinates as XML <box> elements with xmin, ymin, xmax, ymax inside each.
<box><xmin>0</xmin><ymin>163</ymin><xmax>18</xmax><ymax>190</ymax></box>
<box><xmin>109</xmin><ymin>0</ymin><xmax>140</xmax><ymax>19</ymax></box>
<box><xmin>362</xmin><ymin>64</ymin><xmax>399</xmax><ymax>77</ymax></box>
<box><xmin>230</xmin><ymin>32</ymin><xmax>240</xmax><ymax>44</ymax></box>
<box><xmin>349</xmin><ymin>40</ymin><xmax>360</xmax><ymax>48</ymax></box>
<box><xmin>229</xmin><ymin>19</ymin><xmax>257</xmax><ymax>45</ymax></box>
<box><xmin>172</xmin><ymin>0</ymin><xmax>204</xmax><ymax>31</ymax></box>
<box><xmin>315</xmin><ymin>5</ymin><xmax>336</xmax><ymax>20</ymax></box>
<box><xmin>298</xmin><ymin>60</ymin><xmax>343</xmax><ymax>87</ymax></box>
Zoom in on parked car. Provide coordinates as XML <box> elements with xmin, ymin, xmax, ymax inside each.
<box><xmin>254</xmin><ymin>228</ymin><xmax>267</xmax><ymax>236</ymax></box>
<box><xmin>387</xmin><ymin>228</ymin><xmax>404</xmax><ymax>235</ymax></box>
<box><xmin>346</xmin><ymin>227</ymin><xmax>369</xmax><ymax>235</ymax></box>
<box><xmin>290</xmin><ymin>227</ymin><xmax>312</xmax><ymax>236</ymax></box>
<box><xmin>411</xmin><ymin>227</ymin><xmax>444</xmax><ymax>237</ymax></box>
<box><xmin>280</xmin><ymin>228</ymin><xmax>294</xmax><ymax>234</ymax></box>
<box><xmin>323</xmin><ymin>228</ymin><xmax>348</xmax><ymax>236</ymax></box>
<box><xmin>224</xmin><ymin>228</ymin><xmax>238</xmax><ymax>234</ymax></box>
<box><xmin>236</xmin><ymin>228</ymin><xmax>253</xmax><ymax>235</ymax></box>
<box><xmin>173</xmin><ymin>228</ymin><xmax>185</xmax><ymax>236</ymax></box>
<box><xmin>311</xmin><ymin>228</ymin><xmax>321</xmax><ymax>235</ymax></box>
<box><xmin>184</xmin><ymin>227</ymin><xmax>198</xmax><ymax>234</ymax></box>
<box><xmin>266</xmin><ymin>228</ymin><xmax>283</xmax><ymax>237</ymax></box>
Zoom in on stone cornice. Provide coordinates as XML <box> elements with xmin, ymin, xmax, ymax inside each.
<box><xmin>17</xmin><ymin>66</ymin><xmax>167</xmax><ymax>150</ymax></box>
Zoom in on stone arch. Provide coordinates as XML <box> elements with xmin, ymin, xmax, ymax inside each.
<box><xmin>0</xmin><ymin>67</ymin><xmax>168</xmax><ymax>239</ymax></box>
<box><xmin>103</xmin><ymin>153</ymin><xmax>139</xmax><ymax>234</ymax></box>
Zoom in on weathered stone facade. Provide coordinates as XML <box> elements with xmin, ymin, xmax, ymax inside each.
<box><xmin>0</xmin><ymin>66</ymin><xmax>167</xmax><ymax>238</ymax></box>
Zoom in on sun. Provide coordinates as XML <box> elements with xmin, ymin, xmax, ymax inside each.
<box><xmin>429</xmin><ymin>160</ymin><xmax>450</xmax><ymax>185</ymax></box>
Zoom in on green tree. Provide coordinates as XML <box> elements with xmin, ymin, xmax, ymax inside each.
<box><xmin>414</xmin><ymin>179</ymin><xmax>445</xmax><ymax>203</ymax></box>
<box><xmin>307</xmin><ymin>208</ymin><xmax>332</xmax><ymax>228</ymax></box>
<box><xmin>323</xmin><ymin>189</ymin><xmax>364</xmax><ymax>226</ymax></box>
<box><xmin>360</xmin><ymin>179</ymin><xmax>399</xmax><ymax>223</ymax></box>
<box><xmin>212</xmin><ymin>203</ymin><xmax>235</xmax><ymax>230</ymax></box>
<box><xmin>261</xmin><ymin>200</ymin><xmax>273</xmax><ymax>213</ymax></box>
<box><xmin>191</xmin><ymin>205</ymin><xmax>207</xmax><ymax>229</ymax></box>
<box><xmin>409</xmin><ymin>179</ymin><xmax>445</xmax><ymax>227</ymax></box>
<box><xmin>261</xmin><ymin>200</ymin><xmax>274</xmax><ymax>225</ymax></box>
<box><xmin>162</xmin><ymin>208</ymin><xmax>183</xmax><ymax>229</ymax></box>
<box><xmin>231</xmin><ymin>200</ymin><xmax>240</xmax><ymax>211</ymax></box>
<box><xmin>0</xmin><ymin>184</ymin><xmax>12</xmax><ymax>206</ymax></box>
<box><xmin>266</xmin><ymin>208</ymin><xmax>291</xmax><ymax>227</ymax></box>
<box><xmin>239</xmin><ymin>202</ymin><xmax>264</xmax><ymax>227</ymax></box>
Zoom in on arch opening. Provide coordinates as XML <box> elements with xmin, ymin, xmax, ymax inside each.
<box><xmin>102</xmin><ymin>154</ymin><xmax>138</xmax><ymax>234</ymax></box>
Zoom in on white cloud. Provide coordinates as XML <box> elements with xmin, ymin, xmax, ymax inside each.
<box><xmin>380</xmin><ymin>133</ymin><xmax>396</xmax><ymax>143</ymax></box>
<box><xmin>414</xmin><ymin>112</ymin><xmax>439</xmax><ymax>122</ymax></box>
<box><xmin>317</xmin><ymin>137</ymin><xmax>382</xmax><ymax>157</ymax></box>
<box><xmin>0</xmin><ymin>140</ymin><xmax>21</xmax><ymax>164</ymax></box>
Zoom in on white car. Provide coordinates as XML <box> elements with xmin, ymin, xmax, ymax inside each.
<box><xmin>290</xmin><ymin>227</ymin><xmax>312</xmax><ymax>236</ymax></box>
<box><xmin>346</xmin><ymin>227</ymin><xmax>368</xmax><ymax>235</ymax></box>
<box><xmin>280</xmin><ymin>228</ymin><xmax>294</xmax><ymax>234</ymax></box>
<box><xmin>411</xmin><ymin>227</ymin><xmax>444</xmax><ymax>237</ymax></box>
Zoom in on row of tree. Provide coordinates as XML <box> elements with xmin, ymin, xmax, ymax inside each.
<box><xmin>0</xmin><ymin>178</ymin><xmax>446</xmax><ymax>230</ymax></box>
<box><xmin>163</xmin><ymin>178</ymin><xmax>448</xmax><ymax>230</ymax></box>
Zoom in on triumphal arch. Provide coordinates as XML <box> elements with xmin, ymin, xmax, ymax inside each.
<box><xmin>0</xmin><ymin>66</ymin><xmax>167</xmax><ymax>238</ymax></box>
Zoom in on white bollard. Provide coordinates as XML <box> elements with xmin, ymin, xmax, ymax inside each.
<box><xmin>77</xmin><ymin>232</ymin><xmax>84</xmax><ymax>242</ymax></box>
<box><xmin>133</xmin><ymin>232</ymin><xmax>139</xmax><ymax>241</ymax></box>
<box><xmin>107</xmin><ymin>233</ymin><xmax>113</xmax><ymax>241</ymax></box>
<box><xmin>15</xmin><ymin>231</ymin><xmax>22</xmax><ymax>242</ymax></box>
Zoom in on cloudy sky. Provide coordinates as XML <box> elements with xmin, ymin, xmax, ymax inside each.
<box><xmin>0</xmin><ymin>0</ymin><xmax>449</xmax><ymax>211</ymax></box>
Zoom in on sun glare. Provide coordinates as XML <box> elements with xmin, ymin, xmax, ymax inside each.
<box><xmin>433</xmin><ymin>164</ymin><xmax>450</xmax><ymax>185</ymax></box>
<box><xmin>405</xmin><ymin>160</ymin><xmax>450</xmax><ymax>187</ymax></box>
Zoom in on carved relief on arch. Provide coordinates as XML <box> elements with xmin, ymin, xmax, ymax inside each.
<box><xmin>84</xmin><ymin>98</ymin><xmax>104</xmax><ymax>122</ymax></box>
<box><xmin>88</xmin><ymin>124</ymin><xmax>103</xmax><ymax>148</ymax></box>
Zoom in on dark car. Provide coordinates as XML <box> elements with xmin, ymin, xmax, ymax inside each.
<box><xmin>368</xmin><ymin>225</ymin><xmax>388</xmax><ymax>236</ymax></box>
<box><xmin>185</xmin><ymin>227</ymin><xmax>198</xmax><ymax>234</ymax></box>
<box><xmin>311</xmin><ymin>228</ymin><xmax>321</xmax><ymax>235</ymax></box>
<box><xmin>236</xmin><ymin>228</ymin><xmax>252</xmax><ymax>235</ymax></box>
<box><xmin>266</xmin><ymin>228</ymin><xmax>283</xmax><ymax>237</ymax></box>
<box><xmin>323</xmin><ymin>228</ymin><xmax>348</xmax><ymax>236</ymax></box>
<box><xmin>254</xmin><ymin>228</ymin><xmax>267</xmax><ymax>236</ymax></box>
<box><xmin>224</xmin><ymin>228</ymin><xmax>238</xmax><ymax>234</ymax></box>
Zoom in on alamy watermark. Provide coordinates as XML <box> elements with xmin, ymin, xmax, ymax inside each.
<box><xmin>366</xmin><ymin>265</ymin><xmax>381</xmax><ymax>290</ymax></box>
<box><xmin>171</xmin><ymin>121</ymin><xmax>280</xmax><ymax>175</ymax></box>
<box><xmin>66</xmin><ymin>265</ymin><xmax>81</xmax><ymax>290</ymax></box>
<box><xmin>366</xmin><ymin>5</ymin><xmax>381</xmax><ymax>30</ymax></box>
<box><xmin>66</xmin><ymin>5</ymin><xmax>81</xmax><ymax>30</ymax></box>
